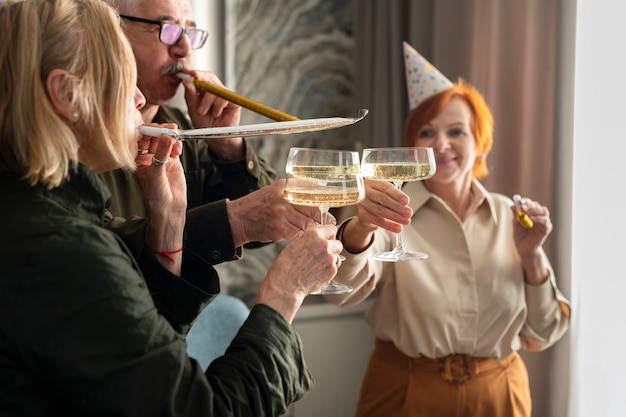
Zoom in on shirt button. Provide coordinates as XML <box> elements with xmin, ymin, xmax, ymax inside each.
<box><xmin>211</xmin><ymin>250</ymin><xmax>221</xmax><ymax>260</ymax></box>
<box><xmin>247</xmin><ymin>160</ymin><xmax>254</xmax><ymax>170</ymax></box>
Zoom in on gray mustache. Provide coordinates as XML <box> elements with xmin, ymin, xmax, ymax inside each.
<box><xmin>161</xmin><ymin>62</ymin><xmax>186</xmax><ymax>76</ymax></box>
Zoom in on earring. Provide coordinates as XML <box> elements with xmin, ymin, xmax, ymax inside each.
<box><xmin>72</xmin><ymin>111</ymin><xmax>79</xmax><ymax>119</ymax></box>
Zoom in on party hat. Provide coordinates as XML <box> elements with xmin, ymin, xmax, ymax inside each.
<box><xmin>403</xmin><ymin>41</ymin><xmax>453</xmax><ymax>110</ymax></box>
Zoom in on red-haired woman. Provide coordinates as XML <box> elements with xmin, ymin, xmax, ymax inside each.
<box><xmin>327</xmin><ymin>75</ymin><xmax>570</xmax><ymax>416</ymax></box>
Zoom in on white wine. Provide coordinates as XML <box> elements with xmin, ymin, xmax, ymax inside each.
<box><xmin>287</xmin><ymin>165</ymin><xmax>361</xmax><ymax>177</ymax></box>
<box><xmin>361</xmin><ymin>162</ymin><xmax>433</xmax><ymax>181</ymax></box>
<box><xmin>284</xmin><ymin>187</ymin><xmax>364</xmax><ymax>207</ymax></box>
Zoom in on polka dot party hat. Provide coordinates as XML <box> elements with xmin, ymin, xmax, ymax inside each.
<box><xmin>403</xmin><ymin>41</ymin><xmax>453</xmax><ymax>110</ymax></box>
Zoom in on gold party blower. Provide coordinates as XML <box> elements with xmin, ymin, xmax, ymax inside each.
<box><xmin>513</xmin><ymin>194</ymin><xmax>534</xmax><ymax>229</ymax></box>
<box><xmin>176</xmin><ymin>73</ymin><xmax>299</xmax><ymax>122</ymax></box>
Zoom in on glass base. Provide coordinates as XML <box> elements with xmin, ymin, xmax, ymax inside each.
<box><xmin>372</xmin><ymin>249</ymin><xmax>428</xmax><ymax>262</ymax></box>
<box><xmin>310</xmin><ymin>281</ymin><xmax>353</xmax><ymax>295</ymax></box>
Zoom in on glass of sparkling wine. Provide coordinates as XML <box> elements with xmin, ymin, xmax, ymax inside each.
<box><xmin>360</xmin><ymin>147</ymin><xmax>436</xmax><ymax>262</ymax></box>
<box><xmin>283</xmin><ymin>147</ymin><xmax>365</xmax><ymax>294</ymax></box>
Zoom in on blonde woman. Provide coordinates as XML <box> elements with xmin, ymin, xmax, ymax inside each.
<box><xmin>0</xmin><ymin>0</ymin><xmax>342</xmax><ymax>415</ymax></box>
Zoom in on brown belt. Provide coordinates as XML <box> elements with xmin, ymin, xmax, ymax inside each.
<box><xmin>375</xmin><ymin>338</ymin><xmax>519</xmax><ymax>385</ymax></box>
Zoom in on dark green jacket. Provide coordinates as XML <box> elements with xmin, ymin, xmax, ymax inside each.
<box><xmin>0</xmin><ymin>161</ymin><xmax>312</xmax><ymax>416</ymax></box>
<box><xmin>99</xmin><ymin>105</ymin><xmax>278</xmax><ymax>264</ymax></box>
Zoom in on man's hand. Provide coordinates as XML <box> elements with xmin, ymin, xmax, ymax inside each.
<box><xmin>227</xmin><ymin>179</ymin><xmax>335</xmax><ymax>247</ymax></box>
<box><xmin>179</xmin><ymin>68</ymin><xmax>244</xmax><ymax>161</ymax></box>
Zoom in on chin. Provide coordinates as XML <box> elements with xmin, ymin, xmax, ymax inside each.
<box><xmin>157</xmin><ymin>90</ymin><xmax>178</xmax><ymax>106</ymax></box>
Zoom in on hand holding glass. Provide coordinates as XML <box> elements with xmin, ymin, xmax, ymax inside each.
<box><xmin>283</xmin><ymin>147</ymin><xmax>365</xmax><ymax>294</ymax></box>
<box><xmin>360</xmin><ymin>147</ymin><xmax>436</xmax><ymax>262</ymax></box>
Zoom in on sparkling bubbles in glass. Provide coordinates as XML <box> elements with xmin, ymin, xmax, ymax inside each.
<box><xmin>283</xmin><ymin>147</ymin><xmax>365</xmax><ymax>294</ymax></box>
<box><xmin>360</xmin><ymin>147</ymin><xmax>436</xmax><ymax>262</ymax></box>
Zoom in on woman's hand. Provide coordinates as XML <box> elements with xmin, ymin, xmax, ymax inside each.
<box><xmin>342</xmin><ymin>179</ymin><xmax>413</xmax><ymax>253</ymax></box>
<box><xmin>511</xmin><ymin>196</ymin><xmax>553</xmax><ymax>285</ymax></box>
<box><xmin>256</xmin><ymin>225</ymin><xmax>343</xmax><ymax>323</ymax></box>
<box><xmin>134</xmin><ymin>123</ymin><xmax>186</xmax><ymax>274</ymax></box>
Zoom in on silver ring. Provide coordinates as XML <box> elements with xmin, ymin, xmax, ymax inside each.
<box><xmin>152</xmin><ymin>156</ymin><xmax>169</xmax><ymax>167</ymax></box>
<box><xmin>138</xmin><ymin>149</ymin><xmax>149</xmax><ymax>155</ymax></box>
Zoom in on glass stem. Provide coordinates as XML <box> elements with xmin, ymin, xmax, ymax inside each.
<box><xmin>319</xmin><ymin>206</ymin><xmax>328</xmax><ymax>226</ymax></box>
<box><xmin>393</xmin><ymin>229</ymin><xmax>405</xmax><ymax>252</ymax></box>
<box><xmin>392</xmin><ymin>181</ymin><xmax>406</xmax><ymax>253</ymax></box>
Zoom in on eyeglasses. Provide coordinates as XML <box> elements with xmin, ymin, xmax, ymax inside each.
<box><xmin>120</xmin><ymin>15</ymin><xmax>208</xmax><ymax>50</ymax></box>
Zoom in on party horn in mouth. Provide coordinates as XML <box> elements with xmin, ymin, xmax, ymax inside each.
<box><xmin>513</xmin><ymin>194</ymin><xmax>534</xmax><ymax>228</ymax></box>
<box><xmin>177</xmin><ymin>73</ymin><xmax>299</xmax><ymax>122</ymax></box>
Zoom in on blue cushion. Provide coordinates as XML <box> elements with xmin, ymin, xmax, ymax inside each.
<box><xmin>186</xmin><ymin>295</ymin><xmax>250</xmax><ymax>370</ymax></box>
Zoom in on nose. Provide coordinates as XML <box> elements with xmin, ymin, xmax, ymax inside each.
<box><xmin>134</xmin><ymin>86</ymin><xmax>146</xmax><ymax>110</ymax></box>
<box><xmin>432</xmin><ymin>132</ymin><xmax>451</xmax><ymax>152</ymax></box>
<box><xmin>170</xmin><ymin>32</ymin><xmax>192</xmax><ymax>58</ymax></box>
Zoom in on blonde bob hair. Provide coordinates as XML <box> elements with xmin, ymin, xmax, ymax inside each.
<box><xmin>0</xmin><ymin>0</ymin><xmax>138</xmax><ymax>188</ymax></box>
<box><xmin>403</xmin><ymin>78</ymin><xmax>494</xmax><ymax>180</ymax></box>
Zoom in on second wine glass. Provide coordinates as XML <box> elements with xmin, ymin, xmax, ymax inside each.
<box><xmin>283</xmin><ymin>147</ymin><xmax>365</xmax><ymax>294</ymax></box>
<box><xmin>361</xmin><ymin>147</ymin><xmax>436</xmax><ymax>262</ymax></box>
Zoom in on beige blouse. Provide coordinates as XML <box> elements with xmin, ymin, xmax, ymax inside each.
<box><xmin>328</xmin><ymin>180</ymin><xmax>570</xmax><ymax>360</ymax></box>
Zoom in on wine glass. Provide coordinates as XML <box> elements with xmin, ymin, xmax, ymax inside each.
<box><xmin>360</xmin><ymin>147</ymin><xmax>436</xmax><ymax>262</ymax></box>
<box><xmin>283</xmin><ymin>147</ymin><xmax>365</xmax><ymax>294</ymax></box>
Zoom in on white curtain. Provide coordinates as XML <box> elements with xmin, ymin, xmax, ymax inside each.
<box><xmin>353</xmin><ymin>1</ymin><xmax>575</xmax><ymax>416</ymax></box>
<box><xmin>570</xmin><ymin>0</ymin><xmax>626</xmax><ymax>416</ymax></box>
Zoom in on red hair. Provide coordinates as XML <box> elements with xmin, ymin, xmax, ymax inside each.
<box><xmin>403</xmin><ymin>78</ymin><xmax>494</xmax><ymax>179</ymax></box>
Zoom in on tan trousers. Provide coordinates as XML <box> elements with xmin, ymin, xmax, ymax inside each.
<box><xmin>354</xmin><ymin>339</ymin><xmax>531</xmax><ymax>417</ymax></box>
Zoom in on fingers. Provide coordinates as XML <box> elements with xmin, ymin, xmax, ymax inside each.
<box><xmin>321</xmin><ymin>210</ymin><xmax>338</xmax><ymax>226</ymax></box>
<box><xmin>314</xmin><ymin>223</ymin><xmax>342</xmax><ymax>242</ymax></box>
<box><xmin>283</xmin><ymin>225</ymin><xmax>343</xmax><ymax>284</ymax></box>
<box><xmin>513</xmin><ymin>197</ymin><xmax>552</xmax><ymax>233</ymax></box>
<box><xmin>285</xmin><ymin>201</ymin><xmax>332</xmax><ymax>225</ymax></box>
<box><xmin>150</xmin><ymin>136</ymin><xmax>176</xmax><ymax>169</ymax></box>
<box><xmin>366</xmin><ymin>180</ymin><xmax>411</xmax><ymax>217</ymax></box>
<box><xmin>306</xmin><ymin>224</ymin><xmax>344</xmax><ymax>272</ymax></box>
<box><xmin>525</xmin><ymin>206</ymin><xmax>552</xmax><ymax>234</ymax></box>
<box><xmin>334</xmin><ymin>253</ymin><xmax>342</xmax><ymax>268</ymax></box>
<box><xmin>137</xmin><ymin>123</ymin><xmax>181</xmax><ymax>165</ymax></box>
<box><xmin>137</xmin><ymin>133</ymin><xmax>152</xmax><ymax>156</ymax></box>
<box><xmin>232</xmin><ymin>179</ymin><xmax>342</xmax><ymax>244</ymax></box>
<box><xmin>181</xmin><ymin>70</ymin><xmax>238</xmax><ymax>119</ymax></box>
<box><xmin>258</xmin><ymin>225</ymin><xmax>342</xmax><ymax>321</ymax></box>
<box><xmin>262</xmin><ymin>202</ymin><xmax>325</xmax><ymax>241</ymax></box>
<box><xmin>356</xmin><ymin>179</ymin><xmax>412</xmax><ymax>232</ymax></box>
<box><xmin>266</xmin><ymin>179</ymin><xmax>321</xmax><ymax>229</ymax></box>
<box><xmin>511</xmin><ymin>197</ymin><xmax>553</xmax><ymax>257</ymax></box>
<box><xmin>185</xmin><ymin>69</ymin><xmax>221</xmax><ymax>86</ymax></box>
<box><xmin>283</xmin><ymin>207</ymin><xmax>320</xmax><ymax>238</ymax></box>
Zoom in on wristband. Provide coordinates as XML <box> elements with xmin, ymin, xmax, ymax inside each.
<box><xmin>150</xmin><ymin>247</ymin><xmax>183</xmax><ymax>264</ymax></box>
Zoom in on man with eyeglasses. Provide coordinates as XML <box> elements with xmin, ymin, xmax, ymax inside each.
<box><xmin>99</xmin><ymin>0</ymin><xmax>327</xmax><ymax>372</ymax></box>
<box><xmin>100</xmin><ymin>0</ymin><xmax>322</xmax><ymax>268</ymax></box>
<box><xmin>119</xmin><ymin>14</ymin><xmax>209</xmax><ymax>50</ymax></box>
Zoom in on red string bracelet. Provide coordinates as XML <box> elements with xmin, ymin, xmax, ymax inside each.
<box><xmin>150</xmin><ymin>247</ymin><xmax>183</xmax><ymax>264</ymax></box>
